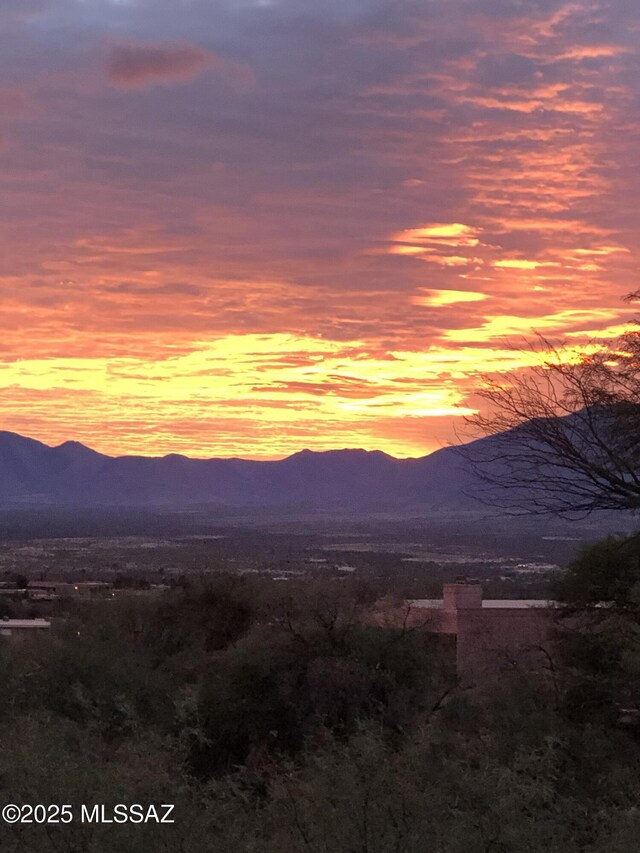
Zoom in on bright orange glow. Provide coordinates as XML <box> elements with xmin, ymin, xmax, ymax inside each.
<box><xmin>392</xmin><ymin>223</ymin><xmax>481</xmax><ymax>247</ymax></box>
<box><xmin>493</xmin><ymin>260</ymin><xmax>561</xmax><ymax>270</ymax></box>
<box><xmin>0</xmin><ymin>0</ymin><xmax>639</xmax><ymax>458</ymax></box>
<box><xmin>388</xmin><ymin>245</ymin><xmax>432</xmax><ymax>256</ymax></box>
<box><xmin>413</xmin><ymin>290</ymin><xmax>489</xmax><ymax>306</ymax></box>
<box><xmin>445</xmin><ymin>312</ymin><xmax>624</xmax><ymax>343</ymax></box>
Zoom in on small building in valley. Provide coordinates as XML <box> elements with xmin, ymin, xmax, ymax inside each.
<box><xmin>0</xmin><ymin>618</ymin><xmax>51</xmax><ymax>640</ymax></box>
<box><xmin>28</xmin><ymin>580</ymin><xmax>113</xmax><ymax>599</ymax></box>
<box><xmin>375</xmin><ymin>582</ymin><xmax>559</xmax><ymax>685</ymax></box>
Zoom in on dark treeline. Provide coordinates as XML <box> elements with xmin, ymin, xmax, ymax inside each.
<box><xmin>1</xmin><ymin>535</ymin><xmax>640</xmax><ymax>851</ymax></box>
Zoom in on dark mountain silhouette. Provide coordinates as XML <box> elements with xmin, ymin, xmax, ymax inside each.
<box><xmin>0</xmin><ymin>430</ymin><xmax>496</xmax><ymax>509</ymax></box>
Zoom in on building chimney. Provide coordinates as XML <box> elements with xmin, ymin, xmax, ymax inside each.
<box><xmin>443</xmin><ymin>583</ymin><xmax>482</xmax><ymax>612</ymax></box>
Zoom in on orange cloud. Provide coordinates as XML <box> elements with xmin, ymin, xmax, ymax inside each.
<box><xmin>445</xmin><ymin>310</ymin><xmax>623</xmax><ymax>344</ymax></box>
<box><xmin>0</xmin><ymin>0</ymin><xmax>638</xmax><ymax>459</ymax></box>
<box><xmin>558</xmin><ymin>45</ymin><xmax>631</xmax><ymax>60</ymax></box>
<box><xmin>413</xmin><ymin>290</ymin><xmax>489</xmax><ymax>307</ymax></box>
<box><xmin>494</xmin><ymin>259</ymin><xmax>561</xmax><ymax>270</ymax></box>
<box><xmin>393</xmin><ymin>223</ymin><xmax>481</xmax><ymax>247</ymax></box>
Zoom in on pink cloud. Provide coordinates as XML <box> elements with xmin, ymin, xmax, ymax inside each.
<box><xmin>107</xmin><ymin>39</ymin><xmax>254</xmax><ymax>91</ymax></box>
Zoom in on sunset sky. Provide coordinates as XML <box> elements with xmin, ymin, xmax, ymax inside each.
<box><xmin>1</xmin><ymin>0</ymin><xmax>639</xmax><ymax>458</ymax></box>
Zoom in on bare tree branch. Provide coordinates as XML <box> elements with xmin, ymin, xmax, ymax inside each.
<box><xmin>458</xmin><ymin>333</ymin><xmax>640</xmax><ymax>516</ymax></box>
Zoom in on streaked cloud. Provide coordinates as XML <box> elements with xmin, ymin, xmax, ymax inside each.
<box><xmin>493</xmin><ymin>260</ymin><xmax>561</xmax><ymax>270</ymax></box>
<box><xmin>393</xmin><ymin>224</ymin><xmax>482</xmax><ymax>247</ymax></box>
<box><xmin>0</xmin><ymin>0</ymin><xmax>638</xmax><ymax>457</ymax></box>
<box><xmin>413</xmin><ymin>290</ymin><xmax>489</xmax><ymax>307</ymax></box>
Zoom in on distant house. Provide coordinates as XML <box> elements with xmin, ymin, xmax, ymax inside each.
<box><xmin>70</xmin><ymin>582</ymin><xmax>114</xmax><ymax>597</ymax></box>
<box><xmin>0</xmin><ymin>588</ymin><xmax>27</xmax><ymax>600</ymax></box>
<box><xmin>373</xmin><ymin>582</ymin><xmax>559</xmax><ymax>685</ymax></box>
<box><xmin>0</xmin><ymin>618</ymin><xmax>51</xmax><ymax>640</ymax></box>
<box><xmin>28</xmin><ymin>580</ymin><xmax>73</xmax><ymax>597</ymax></box>
<box><xmin>27</xmin><ymin>580</ymin><xmax>113</xmax><ymax>599</ymax></box>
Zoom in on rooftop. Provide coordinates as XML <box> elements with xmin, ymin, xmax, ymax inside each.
<box><xmin>409</xmin><ymin>599</ymin><xmax>556</xmax><ymax>610</ymax></box>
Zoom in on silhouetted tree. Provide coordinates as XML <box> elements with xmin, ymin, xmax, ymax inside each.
<box><xmin>461</xmin><ymin>325</ymin><xmax>640</xmax><ymax>515</ymax></box>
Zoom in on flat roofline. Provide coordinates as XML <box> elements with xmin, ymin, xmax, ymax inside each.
<box><xmin>409</xmin><ymin>599</ymin><xmax>557</xmax><ymax>610</ymax></box>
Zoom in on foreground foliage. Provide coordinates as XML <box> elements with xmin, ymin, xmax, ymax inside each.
<box><xmin>1</xmin><ymin>571</ymin><xmax>640</xmax><ymax>851</ymax></box>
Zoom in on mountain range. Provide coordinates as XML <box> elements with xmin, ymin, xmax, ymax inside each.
<box><xmin>0</xmin><ymin>430</ymin><xmax>492</xmax><ymax>510</ymax></box>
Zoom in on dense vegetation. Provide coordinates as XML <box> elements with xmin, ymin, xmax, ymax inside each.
<box><xmin>2</xmin><ymin>539</ymin><xmax>640</xmax><ymax>852</ymax></box>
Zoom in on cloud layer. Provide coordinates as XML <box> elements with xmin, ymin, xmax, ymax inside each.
<box><xmin>0</xmin><ymin>0</ymin><xmax>638</xmax><ymax>457</ymax></box>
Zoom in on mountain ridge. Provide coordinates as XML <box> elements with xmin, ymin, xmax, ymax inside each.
<box><xmin>0</xmin><ymin>431</ymin><xmax>424</xmax><ymax>464</ymax></box>
<box><xmin>0</xmin><ymin>430</ymin><xmax>488</xmax><ymax>509</ymax></box>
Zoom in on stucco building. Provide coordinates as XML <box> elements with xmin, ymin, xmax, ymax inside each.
<box><xmin>376</xmin><ymin>582</ymin><xmax>559</xmax><ymax>685</ymax></box>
